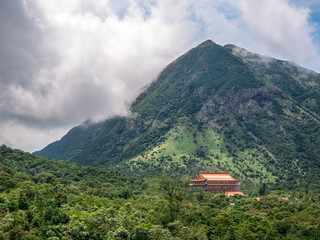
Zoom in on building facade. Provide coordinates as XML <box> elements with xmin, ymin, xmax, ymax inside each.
<box><xmin>190</xmin><ymin>171</ymin><xmax>244</xmax><ymax>196</ymax></box>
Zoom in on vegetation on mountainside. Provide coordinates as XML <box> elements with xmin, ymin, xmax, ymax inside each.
<box><xmin>35</xmin><ymin>40</ymin><xmax>320</xmax><ymax>189</ymax></box>
<box><xmin>2</xmin><ymin>145</ymin><xmax>320</xmax><ymax>239</ymax></box>
<box><xmin>130</xmin><ymin>40</ymin><xmax>264</xmax><ymax>120</ymax></box>
<box><xmin>120</xmin><ymin>124</ymin><xmax>277</xmax><ymax>187</ymax></box>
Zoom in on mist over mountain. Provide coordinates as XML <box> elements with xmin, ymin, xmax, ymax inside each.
<box><xmin>35</xmin><ymin>40</ymin><xmax>320</xmax><ymax>186</ymax></box>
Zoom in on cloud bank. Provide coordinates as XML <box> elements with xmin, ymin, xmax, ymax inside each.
<box><xmin>0</xmin><ymin>0</ymin><xmax>320</xmax><ymax>151</ymax></box>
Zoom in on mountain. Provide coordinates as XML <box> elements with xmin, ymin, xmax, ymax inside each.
<box><xmin>35</xmin><ymin>40</ymin><xmax>320</xmax><ymax>186</ymax></box>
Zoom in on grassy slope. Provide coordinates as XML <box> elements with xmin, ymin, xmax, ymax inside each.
<box><xmin>121</xmin><ymin>121</ymin><xmax>277</xmax><ymax>186</ymax></box>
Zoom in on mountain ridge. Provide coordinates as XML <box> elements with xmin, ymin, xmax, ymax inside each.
<box><xmin>35</xmin><ymin>40</ymin><xmax>320</xmax><ymax>187</ymax></box>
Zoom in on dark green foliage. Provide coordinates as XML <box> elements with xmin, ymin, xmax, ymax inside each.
<box><xmin>158</xmin><ymin>175</ymin><xmax>187</xmax><ymax>223</ymax></box>
<box><xmin>1</xmin><ymin>145</ymin><xmax>320</xmax><ymax>239</ymax></box>
<box><xmin>18</xmin><ymin>193</ymin><xmax>29</xmax><ymax>210</ymax></box>
<box><xmin>0</xmin><ymin>145</ymin><xmax>133</xmax><ymax>190</ymax></box>
<box><xmin>129</xmin><ymin>227</ymin><xmax>153</xmax><ymax>240</ymax></box>
<box><xmin>8</xmin><ymin>201</ymin><xmax>17</xmax><ymax>212</ymax></box>
<box><xmin>259</xmin><ymin>183</ymin><xmax>267</xmax><ymax>196</ymax></box>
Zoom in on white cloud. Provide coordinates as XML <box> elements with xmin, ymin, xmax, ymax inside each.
<box><xmin>235</xmin><ymin>0</ymin><xmax>320</xmax><ymax>68</ymax></box>
<box><xmin>189</xmin><ymin>0</ymin><xmax>320</xmax><ymax>70</ymax></box>
<box><xmin>0</xmin><ymin>0</ymin><xmax>320</xmax><ymax>152</ymax></box>
<box><xmin>0</xmin><ymin>121</ymin><xmax>69</xmax><ymax>151</ymax></box>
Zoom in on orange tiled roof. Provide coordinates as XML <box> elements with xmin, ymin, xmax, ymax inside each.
<box><xmin>191</xmin><ymin>171</ymin><xmax>239</xmax><ymax>181</ymax></box>
<box><xmin>190</xmin><ymin>182</ymin><xmax>240</xmax><ymax>186</ymax></box>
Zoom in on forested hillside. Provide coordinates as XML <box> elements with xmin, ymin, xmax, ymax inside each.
<box><xmin>36</xmin><ymin>40</ymin><xmax>320</xmax><ymax>188</ymax></box>
<box><xmin>1</xmin><ymin>145</ymin><xmax>320</xmax><ymax>239</ymax></box>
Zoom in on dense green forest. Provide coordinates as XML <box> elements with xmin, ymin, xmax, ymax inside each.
<box><xmin>1</xmin><ymin>145</ymin><xmax>320</xmax><ymax>239</ymax></box>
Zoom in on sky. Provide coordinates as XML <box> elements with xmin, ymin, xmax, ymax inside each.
<box><xmin>1</xmin><ymin>0</ymin><xmax>320</xmax><ymax>152</ymax></box>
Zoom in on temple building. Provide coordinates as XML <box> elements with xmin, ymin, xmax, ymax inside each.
<box><xmin>190</xmin><ymin>171</ymin><xmax>244</xmax><ymax>196</ymax></box>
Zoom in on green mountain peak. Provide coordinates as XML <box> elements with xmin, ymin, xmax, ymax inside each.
<box><xmin>196</xmin><ymin>39</ymin><xmax>216</xmax><ymax>47</ymax></box>
<box><xmin>35</xmin><ymin>41</ymin><xmax>320</xmax><ymax>188</ymax></box>
<box><xmin>131</xmin><ymin>39</ymin><xmax>264</xmax><ymax>121</ymax></box>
